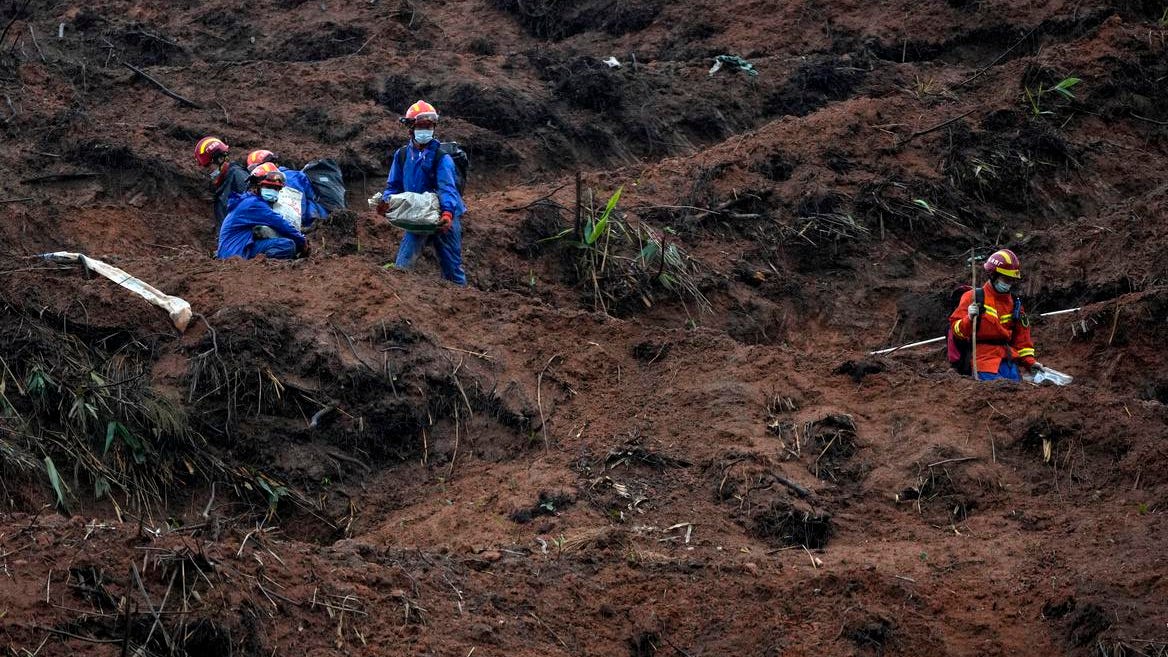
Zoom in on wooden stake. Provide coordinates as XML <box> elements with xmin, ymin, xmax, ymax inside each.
<box><xmin>970</xmin><ymin>257</ymin><xmax>979</xmax><ymax>380</ymax></box>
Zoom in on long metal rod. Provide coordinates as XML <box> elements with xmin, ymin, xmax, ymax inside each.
<box><xmin>868</xmin><ymin>306</ymin><xmax>1083</xmax><ymax>355</ymax></box>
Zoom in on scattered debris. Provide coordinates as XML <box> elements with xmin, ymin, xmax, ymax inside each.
<box><xmin>708</xmin><ymin>54</ymin><xmax>758</xmax><ymax>77</ymax></box>
<box><xmin>834</xmin><ymin>359</ymin><xmax>886</xmax><ymax>383</ymax></box>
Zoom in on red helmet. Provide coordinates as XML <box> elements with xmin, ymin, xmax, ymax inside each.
<box><xmin>401</xmin><ymin>100</ymin><xmax>439</xmax><ymax>126</ymax></box>
<box><xmin>194</xmin><ymin>136</ymin><xmax>229</xmax><ymax>167</ymax></box>
<box><xmin>983</xmin><ymin>248</ymin><xmax>1022</xmax><ymax>279</ymax></box>
<box><xmin>246</xmin><ymin>149</ymin><xmax>278</xmax><ymax>171</ymax></box>
<box><xmin>250</xmin><ymin>162</ymin><xmax>285</xmax><ymax>188</ymax></box>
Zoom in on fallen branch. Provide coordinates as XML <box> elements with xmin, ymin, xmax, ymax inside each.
<box><xmin>122</xmin><ymin>62</ymin><xmax>204</xmax><ymax>109</ymax></box>
<box><xmin>441</xmin><ymin>345</ymin><xmax>492</xmax><ymax>361</ymax></box>
<box><xmin>34</xmin><ymin>626</ymin><xmax>122</xmax><ymax>645</ymax></box>
<box><xmin>1131</xmin><ymin>112</ymin><xmax>1168</xmax><ymax>127</ymax></box>
<box><xmin>20</xmin><ymin>173</ymin><xmax>98</xmax><ymax>185</ymax></box>
<box><xmin>0</xmin><ymin>197</ymin><xmax>33</xmax><ymax>204</ymax></box>
<box><xmin>771</xmin><ymin>472</ymin><xmax>812</xmax><ymax>499</ymax></box>
<box><xmin>927</xmin><ymin>456</ymin><xmax>978</xmax><ymax>468</ymax></box>
<box><xmin>954</xmin><ymin>26</ymin><xmax>1038</xmax><ymax>88</ymax></box>
<box><xmin>896</xmin><ymin>109</ymin><xmax>977</xmax><ymax>148</ymax></box>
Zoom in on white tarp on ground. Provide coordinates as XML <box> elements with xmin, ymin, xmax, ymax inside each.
<box><xmin>39</xmin><ymin>252</ymin><xmax>193</xmax><ymax>332</ymax></box>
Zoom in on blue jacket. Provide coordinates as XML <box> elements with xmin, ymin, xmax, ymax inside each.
<box><xmin>280</xmin><ymin>167</ymin><xmax>328</xmax><ymax>227</ymax></box>
<box><xmin>382</xmin><ymin>140</ymin><xmax>466</xmax><ymax>218</ymax></box>
<box><xmin>216</xmin><ymin>193</ymin><xmax>306</xmax><ymax>260</ymax></box>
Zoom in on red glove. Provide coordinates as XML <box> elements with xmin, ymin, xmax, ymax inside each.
<box><xmin>439</xmin><ymin>211</ymin><xmax>453</xmax><ymax>233</ymax></box>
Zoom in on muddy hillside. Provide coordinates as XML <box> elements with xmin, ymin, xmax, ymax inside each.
<box><xmin>1</xmin><ymin>1</ymin><xmax>1166</xmax><ymax>655</ymax></box>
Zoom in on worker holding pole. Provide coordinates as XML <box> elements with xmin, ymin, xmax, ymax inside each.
<box><xmin>948</xmin><ymin>249</ymin><xmax>1041</xmax><ymax>381</ymax></box>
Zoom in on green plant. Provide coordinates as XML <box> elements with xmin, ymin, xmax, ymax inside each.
<box><xmin>0</xmin><ymin>314</ymin><xmax>311</xmax><ymax>519</ymax></box>
<box><xmin>545</xmin><ymin>186</ymin><xmax>711</xmax><ymax>316</ymax></box>
<box><xmin>1024</xmin><ymin>77</ymin><xmax>1081</xmax><ymax>116</ymax></box>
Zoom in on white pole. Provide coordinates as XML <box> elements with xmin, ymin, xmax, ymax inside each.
<box><xmin>869</xmin><ymin>336</ymin><xmax>946</xmax><ymax>356</ymax></box>
<box><xmin>868</xmin><ymin>306</ymin><xmax>1084</xmax><ymax>356</ymax></box>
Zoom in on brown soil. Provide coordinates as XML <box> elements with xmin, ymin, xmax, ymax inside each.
<box><xmin>2</xmin><ymin>1</ymin><xmax>1167</xmax><ymax>656</ymax></box>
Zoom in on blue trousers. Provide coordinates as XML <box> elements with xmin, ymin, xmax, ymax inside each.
<box><xmin>978</xmin><ymin>360</ymin><xmax>1021</xmax><ymax>382</ymax></box>
<box><xmin>247</xmin><ymin>237</ymin><xmax>298</xmax><ymax>260</ymax></box>
<box><xmin>394</xmin><ymin>216</ymin><xmax>466</xmax><ymax>286</ymax></box>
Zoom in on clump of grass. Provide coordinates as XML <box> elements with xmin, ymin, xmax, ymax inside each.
<box><xmin>545</xmin><ymin>186</ymin><xmax>711</xmax><ymax>316</ymax></box>
<box><xmin>1023</xmin><ymin>76</ymin><xmax>1080</xmax><ymax>117</ymax></box>
<box><xmin>0</xmin><ymin>308</ymin><xmax>307</xmax><ymax>519</ymax></box>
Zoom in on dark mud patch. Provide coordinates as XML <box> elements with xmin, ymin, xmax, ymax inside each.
<box><xmin>605</xmin><ymin>436</ymin><xmax>691</xmax><ymax>470</ymax></box>
<box><xmin>509</xmin><ymin>490</ymin><xmax>574</xmax><ymax>524</ymax></box>
<box><xmin>490</xmin><ymin>0</ymin><xmax>661</xmax><ymax>40</ymax></box>
<box><xmin>834</xmin><ymin>359</ymin><xmax>886</xmax><ymax>383</ymax></box>
<box><xmin>269</xmin><ymin>24</ymin><xmax>368</xmax><ymax>62</ymax></box>
<box><xmin>865</xmin><ymin>12</ymin><xmax>1110</xmax><ymax>66</ymax></box>
<box><xmin>764</xmin><ymin>56</ymin><xmax>867</xmax><ymax>118</ymax></box>
<box><xmin>753</xmin><ymin>501</ymin><xmax>833</xmax><ymax>549</ymax></box>
<box><xmin>845</xmin><ymin>612</ymin><xmax>895</xmax><ymax>653</ymax></box>
<box><xmin>807</xmin><ymin>414</ymin><xmax>862</xmax><ymax>483</ymax></box>
<box><xmin>895</xmin><ymin>456</ymin><xmax>980</xmax><ymax>523</ymax></box>
<box><xmin>750</xmin><ymin>150</ymin><xmax>797</xmax><ymax>182</ymax></box>
<box><xmin>439</xmin><ymin>83</ymin><xmax>552</xmax><ymax>136</ymax></box>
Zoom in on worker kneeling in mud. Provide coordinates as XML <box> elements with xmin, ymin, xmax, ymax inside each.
<box><xmin>216</xmin><ymin>163</ymin><xmax>309</xmax><ymax>261</ymax></box>
<box><xmin>245</xmin><ymin>149</ymin><xmax>328</xmax><ymax>229</ymax></box>
<box><xmin>948</xmin><ymin>249</ymin><xmax>1043</xmax><ymax>381</ymax></box>
<box><xmin>195</xmin><ymin>136</ymin><xmax>250</xmax><ymax>228</ymax></box>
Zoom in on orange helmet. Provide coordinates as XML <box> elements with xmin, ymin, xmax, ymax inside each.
<box><xmin>194</xmin><ymin>136</ymin><xmax>229</xmax><ymax>167</ymax></box>
<box><xmin>401</xmin><ymin>99</ymin><xmax>439</xmax><ymax>126</ymax></box>
<box><xmin>250</xmin><ymin>162</ymin><xmax>285</xmax><ymax>188</ymax></box>
<box><xmin>983</xmin><ymin>248</ymin><xmax>1022</xmax><ymax>279</ymax></box>
<box><xmin>246</xmin><ymin>149</ymin><xmax>278</xmax><ymax>170</ymax></box>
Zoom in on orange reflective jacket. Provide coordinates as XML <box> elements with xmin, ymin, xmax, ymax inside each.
<box><xmin>949</xmin><ymin>282</ymin><xmax>1037</xmax><ymax>374</ymax></box>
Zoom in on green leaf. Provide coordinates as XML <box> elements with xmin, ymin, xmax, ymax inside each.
<box><xmin>104</xmin><ymin>421</ymin><xmax>117</xmax><ymax>455</ymax></box>
<box><xmin>638</xmin><ymin>241</ymin><xmax>661</xmax><ymax>265</ymax></box>
<box><xmin>912</xmin><ymin>199</ymin><xmax>934</xmax><ymax>214</ymax></box>
<box><xmin>94</xmin><ymin>476</ymin><xmax>111</xmax><ymax>500</ymax></box>
<box><xmin>44</xmin><ymin>456</ymin><xmax>69</xmax><ymax>511</ymax></box>
<box><xmin>1053</xmin><ymin>77</ymin><xmax>1081</xmax><ymax>99</ymax></box>
<box><xmin>256</xmin><ymin>476</ymin><xmax>288</xmax><ymax>508</ymax></box>
<box><xmin>535</xmin><ymin>227</ymin><xmax>574</xmax><ymax>244</ymax></box>
<box><xmin>587</xmin><ymin>186</ymin><xmax>623</xmax><ymax>245</ymax></box>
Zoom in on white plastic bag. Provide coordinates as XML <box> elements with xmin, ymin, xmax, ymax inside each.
<box><xmin>384</xmin><ymin>191</ymin><xmax>441</xmax><ymax>233</ymax></box>
<box><xmin>274</xmin><ymin>186</ymin><xmax>304</xmax><ymax>230</ymax></box>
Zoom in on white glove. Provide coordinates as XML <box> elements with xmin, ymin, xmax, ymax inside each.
<box><xmin>1031</xmin><ymin>361</ymin><xmax>1043</xmax><ymax>371</ymax></box>
<box><xmin>967</xmin><ymin>302</ymin><xmax>979</xmax><ymax>318</ymax></box>
<box><xmin>367</xmin><ymin>191</ymin><xmax>384</xmax><ymax>208</ymax></box>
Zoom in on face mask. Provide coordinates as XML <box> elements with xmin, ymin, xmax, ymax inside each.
<box><xmin>260</xmin><ymin>188</ymin><xmax>281</xmax><ymax>203</ymax></box>
<box><xmin>993</xmin><ymin>279</ymin><xmax>1013</xmax><ymax>294</ymax></box>
<box><xmin>413</xmin><ymin>129</ymin><xmax>434</xmax><ymax>145</ymax></box>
